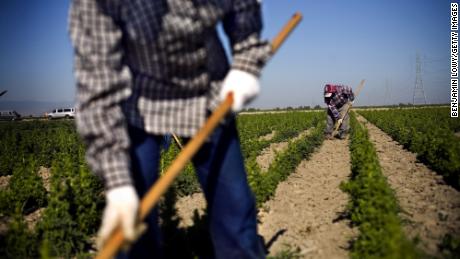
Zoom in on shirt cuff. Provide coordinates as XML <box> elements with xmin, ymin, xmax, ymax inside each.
<box><xmin>231</xmin><ymin>35</ymin><xmax>271</xmax><ymax>77</ymax></box>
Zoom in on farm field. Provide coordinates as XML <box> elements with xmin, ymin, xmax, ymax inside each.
<box><xmin>0</xmin><ymin>107</ymin><xmax>459</xmax><ymax>258</ymax></box>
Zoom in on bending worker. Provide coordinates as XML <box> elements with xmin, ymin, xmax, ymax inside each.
<box><xmin>323</xmin><ymin>83</ymin><xmax>355</xmax><ymax>139</ymax></box>
<box><xmin>69</xmin><ymin>0</ymin><xmax>270</xmax><ymax>258</ymax></box>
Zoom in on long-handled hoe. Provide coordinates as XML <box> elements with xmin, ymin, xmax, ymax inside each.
<box><xmin>96</xmin><ymin>12</ymin><xmax>303</xmax><ymax>259</ymax></box>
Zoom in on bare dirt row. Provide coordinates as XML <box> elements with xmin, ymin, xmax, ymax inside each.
<box><xmin>175</xmin><ymin>129</ymin><xmax>307</xmax><ymax>229</ymax></box>
<box><xmin>176</xmin><ymin>134</ymin><xmax>356</xmax><ymax>258</ymax></box>
<box><xmin>257</xmin><ymin>138</ymin><xmax>356</xmax><ymax>258</ymax></box>
<box><xmin>256</xmin><ymin>129</ymin><xmax>311</xmax><ymax>172</ymax></box>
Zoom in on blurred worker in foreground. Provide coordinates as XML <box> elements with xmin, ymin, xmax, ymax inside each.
<box><xmin>69</xmin><ymin>0</ymin><xmax>270</xmax><ymax>258</ymax></box>
<box><xmin>323</xmin><ymin>84</ymin><xmax>355</xmax><ymax>139</ymax></box>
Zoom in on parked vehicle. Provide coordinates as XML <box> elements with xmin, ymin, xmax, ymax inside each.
<box><xmin>47</xmin><ymin>108</ymin><xmax>75</xmax><ymax>119</ymax></box>
<box><xmin>0</xmin><ymin>110</ymin><xmax>21</xmax><ymax>121</ymax></box>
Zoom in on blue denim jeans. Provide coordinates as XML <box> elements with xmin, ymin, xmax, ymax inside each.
<box><xmin>119</xmin><ymin>116</ymin><xmax>265</xmax><ymax>259</ymax></box>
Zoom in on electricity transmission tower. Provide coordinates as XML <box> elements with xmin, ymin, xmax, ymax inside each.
<box><xmin>412</xmin><ymin>53</ymin><xmax>427</xmax><ymax>105</ymax></box>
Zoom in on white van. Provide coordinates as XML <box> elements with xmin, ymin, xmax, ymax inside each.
<box><xmin>47</xmin><ymin>108</ymin><xmax>75</xmax><ymax>119</ymax></box>
<box><xmin>0</xmin><ymin>110</ymin><xmax>21</xmax><ymax>121</ymax></box>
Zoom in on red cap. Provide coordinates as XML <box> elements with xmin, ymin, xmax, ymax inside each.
<box><xmin>324</xmin><ymin>84</ymin><xmax>338</xmax><ymax>94</ymax></box>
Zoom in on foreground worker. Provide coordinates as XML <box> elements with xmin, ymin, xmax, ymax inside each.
<box><xmin>69</xmin><ymin>0</ymin><xmax>270</xmax><ymax>258</ymax></box>
<box><xmin>323</xmin><ymin>84</ymin><xmax>355</xmax><ymax>139</ymax></box>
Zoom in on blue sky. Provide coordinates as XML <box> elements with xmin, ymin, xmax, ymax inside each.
<box><xmin>0</xmin><ymin>0</ymin><xmax>453</xmax><ymax>109</ymax></box>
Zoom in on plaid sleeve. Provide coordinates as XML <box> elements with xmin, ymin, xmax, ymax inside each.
<box><xmin>223</xmin><ymin>0</ymin><xmax>271</xmax><ymax>76</ymax></box>
<box><xmin>69</xmin><ymin>0</ymin><xmax>133</xmax><ymax>190</ymax></box>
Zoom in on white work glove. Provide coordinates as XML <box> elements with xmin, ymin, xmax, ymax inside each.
<box><xmin>219</xmin><ymin>69</ymin><xmax>260</xmax><ymax>112</ymax></box>
<box><xmin>97</xmin><ymin>185</ymin><xmax>139</xmax><ymax>248</ymax></box>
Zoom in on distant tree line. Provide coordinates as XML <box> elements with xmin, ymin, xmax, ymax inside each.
<box><xmin>242</xmin><ymin>103</ymin><xmax>448</xmax><ymax>113</ymax></box>
<box><xmin>242</xmin><ymin>105</ymin><xmax>323</xmax><ymax>112</ymax></box>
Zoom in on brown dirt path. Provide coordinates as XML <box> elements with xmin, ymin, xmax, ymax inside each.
<box><xmin>357</xmin><ymin>115</ymin><xmax>460</xmax><ymax>256</ymax></box>
<box><xmin>175</xmin><ymin>192</ymin><xmax>206</xmax><ymax>228</ymax></box>
<box><xmin>0</xmin><ymin>175</ymin><xmax>11</xmax><ymax>190</ymax></box>
<box><xmin>258</xmin><ymin>139</ymin><xmax>356</xmax><ymax>258</ymax></box>
<box><xmin>259</xmin><ymin>131</ymin><xmax>276</xmax><ymax>141</ymax></box>
<box><xmin>175</xmin><ymin>129</ymin><xmax>313</xmax><ymax>228</ymax></box>
<box><xmin>256</xmin><ymin>142</ymin><xmax>289</xmax><ymax>172</ymax></box>
<box><xmin>256</xmin><ymin>129</ymin><xmax>311</xmax><ymax>172</ymax></box>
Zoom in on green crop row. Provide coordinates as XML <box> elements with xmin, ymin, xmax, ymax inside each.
<box><xmin>0</xmin><ymin>111</ymin><xmax>325</xmax><ymax>258</ymax></box>
<box><xmin>0</xmin><ymin>121</ymin><xmax>104</xmax><ymax>258</ymax></box>
<box><xmin>154</xmin><ymin>116</ymin><xmax>326</xmax><ymax>258</ymax></box>
<box><xmin>159</xmin><ymin>139</ymin><xmax>200</xmax><ymax>197</ymax></box>
<box><xmin>0</xmin><ymin>120</ymin><xmax>78</xmax><ymax>176</ymax></box>
<box><xmin>238</xmin><ymin>111</ymin><xmax>322</xmax><ymax>160</ymax></box>
<box><xmin>341</xmin><ymin>113</ymin><xmax>420</xmax><ymax>259</ymax></box>
<box><xmin>249</xmin><ymin>119</ymin><xmax>325</xmax><ymax>205</ymax></box>
<box><xmin>358</xmin><ymin>108</ymin><xmax>460</xmax><ymax>189</ymax></box>
<box><xmin>240</xmin><ymin>112</ymin><xmax>323</xmax><ymax>180</ymax></box>
<box><xmin>158</xmin><ymin>111</ymin><xmax>325</xmax><ymax>198</ymax></box>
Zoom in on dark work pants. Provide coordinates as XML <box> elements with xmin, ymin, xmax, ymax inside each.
<box><xmin>118</xmin><ymin>116</ymin><xmax>265</xmax><ymax>259</ymax></box>
<box><xmin>325</xmin><ymin>103</ymin><xmax>350</xmax><ymax>138</ymax></box>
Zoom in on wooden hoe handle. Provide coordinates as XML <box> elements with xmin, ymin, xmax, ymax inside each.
<box><xmin>96</xmin><ymin>12</ymin><xmax>303</xmax><ymax>259</ymax></box>
<box><xmin>271</xmin><ymin>12</ymin><xmax>303</xmax><ymax>54</ymax></box>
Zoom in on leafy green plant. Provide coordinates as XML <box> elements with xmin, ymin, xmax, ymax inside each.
<box><xmin>359</xmin><ymin>108</ymin><xmax>460</xmax><ymax>189</ymax></box>
<box><xmin>160</xmin><ymin>140</ymin><xmax>200</xmax><ymax>197</ymax></box>
<box><xmin>0</xmin><ymin>157</ymin><xmax>47</xmax><ymax>215</ymax></box>
<box><xmin>341</xmin><ymin>113</ymin><xmax>421</xmax><ymax>258</ymax></box>
<box><xmin>439</xmin><ymin>234</ymin><xmax>460</xmax><ymax>259</ymax></box>
<box><xmin>36</xmin><ymin>153</ymin><xmax>102</xmax><ymax>257</ymax></box>
<box><xmin>251</xmin><ymin>120</ymin><xmax>325</xmax><ymax>205</ymax></box>
<box><xmin>0</xmin><ymin>112</ymin><xmax>326</xmax><ymax>258</ymax></box>
<box><xmin>1</xmin><ymin>210</ymin><xmax>39</xmax><ymax>259</ymax></box>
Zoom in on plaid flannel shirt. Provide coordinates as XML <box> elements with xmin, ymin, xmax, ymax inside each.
<box><xmin>325</xmin><ymin>84</ymin><xmax>355</xmax><ymax>119</ymax></box>
<box><xmin>69</xmin><ymin>0</ymin><xmax>271</xmax><ymax>189</ymax></box>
